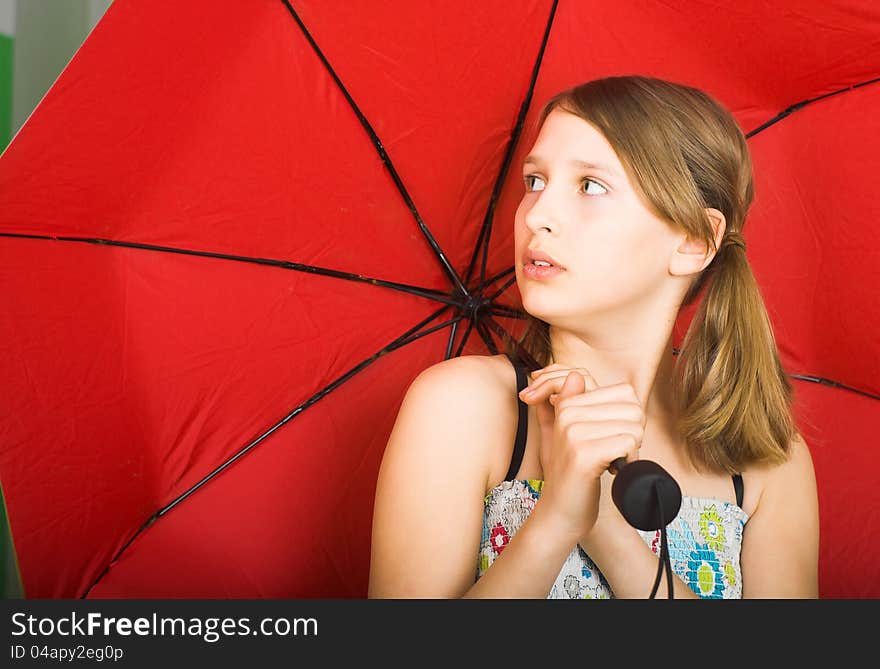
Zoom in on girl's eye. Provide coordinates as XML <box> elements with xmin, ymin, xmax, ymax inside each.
<box><xmin>523</xmin><ymin>175</ymin><xmax>607</xmax><ymax>196</ymax></box>
<box><xmin>523</xmin><ymin>175</ymin><xmax>544</xmax><ymax>192</ymax></box>
<box><xmin>581</xmin><ymin>178</ymin><xmax>607</xmax><ymax>195</ymax></box>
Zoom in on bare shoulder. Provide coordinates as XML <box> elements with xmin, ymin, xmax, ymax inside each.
<box><xmin>742</xmin><ymin>432</ymin><xmax>818</xmax><ymax>513</ymax></box>
<box><xmin>739</xmin><ymin>432</ymin><xmax>820</xmax><ymax>597</ymax></box>
<box><xmin>367</xmin><ymin>354</ymin><xmax>515</xmax><ymax>597</ymax></box>
<box><xmin>408</xmin><ymin>353</ymin><xmax>515</xmax><ymax>410</ymax></box>
<box><xmin>399</xmin><ymin>354</ymin><xmax>515</xmax><ymax>486</ymax></box>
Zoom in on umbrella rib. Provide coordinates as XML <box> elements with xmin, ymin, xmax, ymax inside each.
<box><xmin>452</xmin><ymin>317</ymin><xmax>477</xmax><ymax>359</ymax></box>
<box><xmin>480</xmin><ymin>314</ymin><xmax>508</xmax><ymax>351</ymax></box>
<box><xmin>0</xmin><ymin>232</ymin><xmax>456</xmax><ymax>306</ymax></box>
<box><xmin>745</xmin><ymin>75</ymin><xmax>880</xmax><ymax>138</ymax></box>
<box><xmin>479</xmin><ymin>264</ymin><xmax>516</xmax><ymax>292</ymax></box>
<box><xmin>155</xmin><ymin>305</ymin><xmax>458</xmax><ymax>518</ymax></box>
<box><xmin>79</xmin><ymin>303</ymin><xmax>462</xmax><ymax>597</ymax></box>
<box><xmin>484</xmin><ymin>272</ymin><xmax>518</xmax><ymax>303</ymax></box>
<box><xmin>278</xmin><ymin>0</ymin><xmax>467</xmax><ymax>297</ymax></box>
<box><xmin>444</xmin><ymin>319</ymin><xmax>460</xmax><ymax>361</ymax></box>
<box><xmin>490</xmin><ymin>304</ymin><xmax>528</xmax><ymax>320</ymax></box>
<box><xmin>79</xmin><ymin>514</ymin><xmax>159</xmax><ymax>599</ymax></box>
<box><xmin>483</xmin><ymin>313</ymin><xmax>540</xmax><ymax>370</ymax></box>
<box><xmin>396</xmin><ymin>314</ymin><xmax>467</xmax><ymax>349</ymax></box>
<box><xmin>473</xmin><ymin>317</ymin><xmax>499</xmax><ymax>355</ymax></box>
<box><xmin>788</xmin><ymin>374</ymin><xmax>880</xmax><ymax>401</ymax></box>
<box><xmin>463</xmin><ymin>0</ymin><xmax>560</xmax><ymax>293</ymax></box>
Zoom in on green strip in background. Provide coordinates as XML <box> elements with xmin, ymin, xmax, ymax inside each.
<box><xmin>0</xmin><ymin>478</ymin><xmax>25</xmax><ymax>598</ymax></box>
<box><xmin>0</xmin><ymin>32</ymin><xmax>13</xmax><ymax>153</ymax></box>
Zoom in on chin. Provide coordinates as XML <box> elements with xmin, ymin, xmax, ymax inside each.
<box><xmin>519</xmin><ymin>295</ymin><xmax>557</xmax><ymax>322</ymax></box>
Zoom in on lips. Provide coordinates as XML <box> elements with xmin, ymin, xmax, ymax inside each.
<box><xmin>524</xmin><ymin>248</ymin><xmax>563</xmax><ymax>269</ymax></box>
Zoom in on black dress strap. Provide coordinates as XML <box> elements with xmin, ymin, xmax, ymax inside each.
<box><xmin>504</xmin><ymin>352</ymin><xmax>529</xmax><ymax>481</ymax></box>
<box><xmin>732</xmin><ymin>473</ymin><xmax>744</xmax><ymax>508</ymax></box>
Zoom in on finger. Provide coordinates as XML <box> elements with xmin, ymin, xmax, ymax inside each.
<box><xmin>528</xmin><ymin>364</ymin><xmax>594</xmax><ymax>386</ymax></box>
<box><xmin>576</xmin><ymin>433</ymin><xmax>642</xmax><ymax>478</ymax></box>
<box><xmin>519</xmin><ymin>369</ymin><xmax>598</xmax><ymax>401</ymax></box>
<box><xmin>561</xmin><ymin>370</ymin><xmax>585</xmax><ymax>398</ymax></box>
<box><xmin>614</xmin><ymin>431</ymin><xmax>642</xmax><ymax>468</ymax></box>
<box><xmin>520</xmin><ymin>372</ymin><xmax>587</xmax><ymax>403</ymax></box>
<box><xmin>552</xmin><ymin>401</ymin><xmax>644</xmax><ymax>426</ymax></box>
<box><xmin>519</xmin><ymin>372</ymin><xmax>574</xmax><ymax>404</ymax></box>
<box><xmin>529</xmin><ymin>363</ymin><xmax>566</xmax><ymax>379</ymax></box>
<box><xmin>549</xmin><ymin>382</ymin><xmax>641</xmax><ymax>407</ymax></box>
<box><xmin>559</xmin><ymin>418</ymin><xmax>644</xmax><ymax>449</ymax></box>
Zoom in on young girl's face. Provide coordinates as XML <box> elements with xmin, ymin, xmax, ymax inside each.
<box><xmin>514</xmin><ymin>108</ymin><xmax>681</xmax><ymax>328</ymax></box>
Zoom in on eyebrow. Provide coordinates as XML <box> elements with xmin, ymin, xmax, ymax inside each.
<box><xmin>522</xmin><ymin>154</ymin><xmax>618</xmax><ymax>177</ymax></box>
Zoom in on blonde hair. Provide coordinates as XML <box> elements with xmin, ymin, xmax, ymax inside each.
<box><xmin>507</xmin><ymin>74</ymin><xmax>797</xmax><ymax>473</ymax></box>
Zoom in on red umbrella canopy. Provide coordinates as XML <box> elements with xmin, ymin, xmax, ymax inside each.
<box><xmin>0</xmin><ymin>0</ymin><xmax>878</xmax><ymax>599</ymax></box>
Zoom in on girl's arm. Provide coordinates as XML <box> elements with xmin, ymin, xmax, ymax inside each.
<box><xmin>367</xmin><ymin>356</ymin><xmax>579</xmax><ymax>598</ymax></box>
<box><xmin>739</xmin><ymin>434</ymin><xmax>819</xmax><ymax>598</ymax></box>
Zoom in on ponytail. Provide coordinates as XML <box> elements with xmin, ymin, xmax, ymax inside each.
<box><xmin>673</xmin><ymin>235</ymin><xmax>796</xmax><ymax>473</ymax></box>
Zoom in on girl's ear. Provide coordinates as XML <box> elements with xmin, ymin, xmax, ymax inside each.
<box><xmin>670</xmin><ymin>207</ymin><xmax>727</xmax><ymax>277</ymax></box>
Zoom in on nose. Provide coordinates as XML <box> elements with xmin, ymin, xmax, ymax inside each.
<box><xmin>523</xmin><ymin>185</ymin><xmax>561</xmax><ymax>235</ymax></box>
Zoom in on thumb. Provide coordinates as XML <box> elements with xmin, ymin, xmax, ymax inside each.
<box><xmin>560</xmin><ymin>370</ymin><xmax>585</xmax><ymax>398</ymax></box>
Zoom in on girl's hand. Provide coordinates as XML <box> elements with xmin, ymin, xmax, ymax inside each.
<box><xmin>518</xmin><ymin>365</ymin><xmax>645</xmax><ymax>541</ymax></box>
<box><xmin>519</xmin><ymin>365</ymin><xmax>598</xmax><ymax>480</ymax></box>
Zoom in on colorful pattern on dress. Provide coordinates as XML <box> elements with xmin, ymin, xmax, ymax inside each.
<box><xmin>477</xmin><ymin>479</ymin><xmax>749</xmax><ymax>599</ymax></box>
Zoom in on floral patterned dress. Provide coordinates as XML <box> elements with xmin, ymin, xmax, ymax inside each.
<box><xmin>476</xmin><ymin>478</ymin><xmax>749</xmax><ymax>599</ymax></box>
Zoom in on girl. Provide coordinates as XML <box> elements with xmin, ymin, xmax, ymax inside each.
<box><xmin>368</xmin><ymin>75</ymin><xmax>819</xmax><ymax>598</ymax></box>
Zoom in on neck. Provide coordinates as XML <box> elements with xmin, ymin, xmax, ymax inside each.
<box><xmin>548</xmin><ymin>326</ymin><xmax>678</xmax><ymax>425</ymax></box>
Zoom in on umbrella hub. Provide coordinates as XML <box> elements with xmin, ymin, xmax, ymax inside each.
<box><xmin>460</xmin><ymin>293</ymin><xmax>491</xmax><ymax>321</ymax></box>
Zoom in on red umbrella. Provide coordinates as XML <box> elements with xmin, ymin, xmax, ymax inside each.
<box><xmin>0</xmin><ymin>0</ymin><xmax>878</xmax><ymax>599</ymax></box>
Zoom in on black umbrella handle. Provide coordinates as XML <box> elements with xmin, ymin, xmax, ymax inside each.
<box><xmin>610</xmin><ymin>460</ymin><xmax>682</xmax><ymax>599</ymax></box>
<box><xmin>610</xmin><ymin>459</ymin><xmax>682</xmax><ymax>531</ymax></box>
